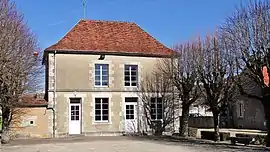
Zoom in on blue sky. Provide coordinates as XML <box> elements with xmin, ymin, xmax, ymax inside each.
<box><xmin>14</xmin><ymin>0</ymin><xmax>242</xmax><ymax>50</ymax></box>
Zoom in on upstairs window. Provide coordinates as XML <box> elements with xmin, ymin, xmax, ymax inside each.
<box><xmin>124</xmin><ymin>65</ymin><xmax>138</xmax><ymax>87</ymax></box>
<box><xmin>95</xmin><ymin>64</ymin><xmax>109</xmax><ymax>87</ymax></box>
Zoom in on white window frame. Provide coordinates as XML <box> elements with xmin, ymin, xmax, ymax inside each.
<box><xmin>150</xmin><ymin>97</ymin><xmax>163</xmax><ymax>120</ymax></box>
<box><xmin>94</xmin><ymin>64</ymin><xmax>109</xmax><ymax>87</ymax></box>
<box><xmin>124</xmin><ymin>65</ymin><xmax>138</xmax><ymax>87</ymax></box>
<box><xmin>94</xmin><ymin>98</ymin><xmax>109</xmax><ymax>122</ymax></box>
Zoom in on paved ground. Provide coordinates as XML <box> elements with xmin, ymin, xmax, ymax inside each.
<box><xmin>1</xmin><ymin>136</ymin><xmax>270</xmax><ymax>152</ymax></box>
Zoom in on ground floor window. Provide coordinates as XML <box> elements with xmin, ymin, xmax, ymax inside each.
<box><xmin>150</xmin><ymin>97</ymin><xmax>163</xmax><ymax>120</ymax></box>
<box><xmin>95</xmin><ymin>98</ymin><xmax>109</xmax><ymax>122</ymax></box>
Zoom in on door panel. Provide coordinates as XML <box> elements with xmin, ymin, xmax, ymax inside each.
<box><xmin>125</xmin><ymin>103</ymin><xmax>137</xmax><ymax>133</ymax></box>
<box><xmin>69</xmin><ymin>99</ymin><xmax>81</xmax><ymax>134</ymax></box>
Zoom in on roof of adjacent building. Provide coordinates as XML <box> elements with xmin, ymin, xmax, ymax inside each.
<box><xmin>45</xmin><ymin>19</ymin><xmax>173</xmax><ymax>57</ymax></box>
<box><xmin>19</xmin><ymin>94</ymin><xmax>47</xmax><ymax>107</ymax></box>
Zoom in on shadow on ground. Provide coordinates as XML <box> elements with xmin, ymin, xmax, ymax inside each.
<box><xmin>127</xmin><ymin>135</ymin><xmax>270</xmax><ymax>152</ymax></box>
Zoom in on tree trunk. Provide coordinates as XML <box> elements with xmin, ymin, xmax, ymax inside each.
<box><xmin>263</xmin><ymin>94</ymin><xmax>270</xmax><ymax>147</ymax></box>
<box><xmin>180</xmin><ymin>103</ymin><xmax>189</xmax><ymax>137</ymax></box>
<box><xmin>1</xmin><ymin>107</ymin><xmax>11</xmax><ymax>144</ymax></box>
<box><xmin>213</xmin><ymin>112</ymin><xmax>220</xmax><ymax>142</ymax></box>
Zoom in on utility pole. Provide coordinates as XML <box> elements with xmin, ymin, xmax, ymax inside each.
<box><xmin>83</xmin><ymin>0</ymin><xmax>87</xmax><ymax>19</ymax></box>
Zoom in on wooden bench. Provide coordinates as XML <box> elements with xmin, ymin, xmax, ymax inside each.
<box><xmin>230</xmin><ymin>137</ymin><xmax>253</xmax><ymax>145</ymax></box>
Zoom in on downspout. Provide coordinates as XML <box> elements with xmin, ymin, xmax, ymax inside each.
<box><xmin>47</xmin><ymin>50</ymin><xmax>56</xmax><ymax>138</ymax></box>
<box><xmin>53</xmin><ymin>50</ymin><xmax>57</xmax><ymax>137</ymax></box>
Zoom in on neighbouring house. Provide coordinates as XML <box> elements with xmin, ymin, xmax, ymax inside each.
<box><xmin>42</xmin><ymin>19</ymin><xmax>176</xmax><ymax>137</ymax></box>
<box><xmin>9</xmin><ymin>94</ymin><xmax>49</xmax><ymax>138</ymax></box>
<box><xmin>221</xmin><ymin>73</ymin><xmax>266</xmax><ymax>130</ymax></box>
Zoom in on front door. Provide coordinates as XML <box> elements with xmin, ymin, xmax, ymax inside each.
<box><xmin>69</xmin><ymin>98</ymin><xmax>81</xmax><ymax>134</ymax></box>
<box><xmin>125</xmin><ymin>98</ymin><xmax>138</xmax><ymax>133</ymax></box>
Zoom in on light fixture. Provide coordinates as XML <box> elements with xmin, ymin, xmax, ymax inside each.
<box><xmin>98</xmin><ymin>55</ymin><xmax>105</xmax><ymax>60</ymax></box>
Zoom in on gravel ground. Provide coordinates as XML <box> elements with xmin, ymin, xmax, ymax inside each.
<box><xmin>1</xmin><ymin>136</ymin><xmax>270</xmax><ymax>152</ymax></box>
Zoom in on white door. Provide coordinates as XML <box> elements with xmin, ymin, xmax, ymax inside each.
<box><xmin>69</xmin><ymin>98</ymin><xmax>81</xmax><ymax>134</ymax></box>
<box><xmin>125</xmin><ymin>102</ymin><xmax>137</xmax><ymax>133</ymax></box>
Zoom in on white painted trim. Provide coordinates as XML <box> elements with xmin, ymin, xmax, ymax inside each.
<box><xmin>92</xmin><ymin>92</ymin><xmax>112</xmax><ymax>125</ymax></box>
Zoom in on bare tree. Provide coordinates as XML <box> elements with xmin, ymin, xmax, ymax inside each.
<box><xmin>158</xmin><ymin>43</ymin><xmax>201</xmax><ymax>137</ymax></box>
<box><xmin>139</xmin><ymin>68</ymin><xmax>178</xmax><ymax>136</ymax></box>
<box><xmin>196</xmin><ymin>35</ymin><xmax>235</xmax><ymax>141</ymax></box>
<box><xmin>220</xmin><ymin>0</ymin><xmax>270</xmax><ymax>146</ymax></box>
<box><xmin>0</xmin><ymin>0</ymin><xmax>41</xmax><ymax>144</ymax></box>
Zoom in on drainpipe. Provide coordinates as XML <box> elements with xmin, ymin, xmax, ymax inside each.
<box><xmin>53</xmin><ymin>50</ymin><xmax>57</xmax><ymax>137</ymax></box>
<box><xmin>47</xmin><ymin>50</ymin><xmax>57</xmax><ymax>138</ymax></box>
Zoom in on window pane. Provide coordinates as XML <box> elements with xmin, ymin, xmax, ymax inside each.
<box><xmin>102</xmin><ymin>76</ymin><xmax>108</xmax><ymax>81</ymax></box>
<box><xmin>95</xmin><ymin>104</ymin><xmax>101</xmax><ymax>109</ymax></box>
<box><xmin>157</xmin><ymin>114</ymin><xmax>162</xmax><ymax>119</ymax></box>
<box><xmin>75</xmin><ymin>110</ymin><xmax>79</xmax><ymax>115</ymax></box>
<box><xmin>125</xmin><ymin>82</ymin><xmax>130</xmax><ymax>86</ymax></box>
<box><xmin>151</xmin><ymin>114</ymin><xmax>156</xmax><ymax>120</ymax></box>
<box><xmin>102</xmin><ymin>98</ymin><xmax>109</xmax><ymax>103</ymax></box>
<box><xmin>124</xmin><ymin>71</ymin><xmax>130</xmax><ymax>76</ymax></box>
<box><xmin>126</xmin><ymin>114</ymin><xmax>130</xmax><ymax>119</ymax></box>
<box><xmin>131</xmin><ymin>71</ymin><xmax>137</xmax><ymax>76</ymax></box>
<box><xmin>95</xmin><ymin>64</ymin><xmax>100</xmax><ymax>69</ymax></box>
<box><xmin>131</xmin><ymin>82</ymin><xmax>137</xmax><ymax>86</ymax></box>
<box><xmin>102</xmin><ymin>115</ymin><xmax>108</xmax><ymax>121</ymax></box>
<box><xmin>75</xmin><ymin>116</ymin><xmax>79</xmax><ymax>120</ymax></box>
<box><xmin>95</xmin><ymin>81</ymin><xmax>101</xmax><ymax>86</ymax></box>
<box><xmin>124</xmin><ymin>76</ymin><xmax>130</xmax><ymax>81</ymax></box>
<box><xmin>131</xmin><ymin>65</ymin><xmax>137</xmax><ymax>71</ymax></box>
<box><xmin>95</xmin><ymin>116</ymin><xmax>101</xmax><ymax>121</ymax></box>
<box><xmin>157</xmin><ymin>103</ymin><xmax>162</xmax><ymax>109</ymax></box>
<box><xmin>131</xmin><ymin>76</ymin><xmax>137</xmax><ymax>81</ymax></box>
<box><xmin>75</xmin><ymin>106</ymin><xmax>79</xmax><ymax>110</ymax></box>
<box><xmin>103</xmin><ymin>109</ymin><xmax>108</xmax><ymax>115</ymax></box>
<box><xmin>102</xmin><ymin>64</ymin><xmax>108</xmax><ymax>70</ymax></box>
<box><xmin>95</xmin><ymin>110</ymin><xmax>101</xmax><ymax>115</ymax></box>
<box><xmin>95</xmin><ymin>76</ymin><xmax>100</xmax><ymax>81</ymax></box>
<box><xmin>124</xmin><ymin>65</ymin><xmax>129</xmax><ymax>71</ymax></box>
<box><xmin>71</xmin><ymin>106</ymin><xmax>75</xmax><ymax>110</ymax></box>
<box><xmin>71</xmin><ymin>116</ymin><xmax>75</xmax><ymax>120</ymax></box>
<box><xmin>102</xmin><ymin>70</ymin><xmax>108</xmax><ymax>76</ymax></box>
<box><xmin>126</xmin><ymin>109</ymin><xmax>130</xmax><ymax>115</ymax></box>
<box><xmin>102</xmin><ymin>103</ymin><xmax>108</xmax><ymax>109</ymax></box>
<box><xmin>102</xmin><ymin>81</ymin><xmax>108</xmax><ymax>86</ymax></box>
<box><xmin>130</xmin><ymin>114</ymin><xmax>134</xmax><ymax>119</ymax></box>
<box><xmin>157</xmin><ymin>98</ymin><xmax>162</xmax><ymax>103</ymax></box>
<box><xmin>95</xmin><ymin>98</ymin><xmax>101</xmax><ymax>104</ymax></box>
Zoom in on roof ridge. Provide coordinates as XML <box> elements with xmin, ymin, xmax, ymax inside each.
<box><xmin>81</xmin><ymin>19</ymin><xmax>136</xmax><ymax>25</ymax></box>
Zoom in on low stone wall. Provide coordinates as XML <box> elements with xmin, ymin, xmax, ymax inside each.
<box><xmin>187</xmin><ymin>116</ymin><xmax>214</xmax><ymax>128</ymax></box>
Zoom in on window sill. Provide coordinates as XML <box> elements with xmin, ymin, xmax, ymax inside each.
<box><xmin>93</xmin><ymin>121</ymin><xmax>112</xmax><ymax>125</ymax></box>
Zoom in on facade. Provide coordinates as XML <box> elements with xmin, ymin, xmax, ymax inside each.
<box><xmin>43</xmin><ymin>19</ymin><xmax>175</xmax><ymax>137</ymax></box>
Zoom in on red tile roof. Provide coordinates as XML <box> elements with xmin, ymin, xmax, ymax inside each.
<box><xmin>45</xmin><ymin>20</ymin><xmax>173</xmax><ymax>57</ymax></box>
<box><xmin>19</xmin><ymin>94</ymin><xmax>47</xmax><ymax>107</ymax></box>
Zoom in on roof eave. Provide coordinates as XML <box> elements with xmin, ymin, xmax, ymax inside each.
<box><xmin>44</xmin><ymin>49</ymin><xmax>174</xmax><ymax>58</ymax></box>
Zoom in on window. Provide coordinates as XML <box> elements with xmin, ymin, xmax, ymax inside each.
<box><xmin>124</xmin><ymin>65</ymin><xmax>138</xmax><ymax>86</ymax></box>
<box><xmin>95</xmin><ymin>64</ymin><xmax>109</xmax><ymax>86</ymax></box>
<box><xmin>95</xmin><ymin>98</ymin><xmax>109</xmax><ymax>122</ymax></box>
<box><xmin>239</xmin><ymin>101</ymin><xmax>244</xmax><ymax>118</ymax></box>
<box><xmin>150</xmin><ymin>97</ymin><xmax>163</xmax><ymax>120</ymax></box>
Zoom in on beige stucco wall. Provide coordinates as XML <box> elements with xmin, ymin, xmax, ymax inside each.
<box><xmin>11</xmin><ymin>107</ymin><xmax>49</xmax><ymax>138</ymax></box>
<box><xmin>47</xmin><ymin>53</ymin><xmax>167</xmax><ymax>136</ymax></box>
<box><xmin>55</xmin><ymin>54</ymin><xmax>160</xmax><ymax>91</ymax></box>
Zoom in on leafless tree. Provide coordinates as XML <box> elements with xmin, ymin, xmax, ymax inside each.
<box><xmin>158</xmin><ymin>43</ymin><xmax>201</xmax><ymax>137</ymax></box>
<box><xmin>0</xmin><ymin>0</ymin><xmax>41</xmax><ymax>144</ymax></box>
<box><xmin>139</xmin><ymin>68</ymin><xmax>178</xmax><ymax>136</ymax></box>
<box><xmin>196</xmin><ymin>35</ymin><xmax>235</xmax><ymax>141</ymax></box>
<box><xmin>220</xmin><ymin>0</ymin><xmax>270</xmax><ymax>146</ymax></box>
